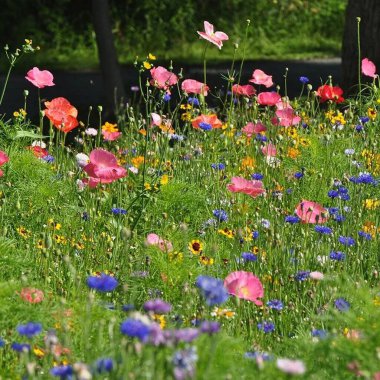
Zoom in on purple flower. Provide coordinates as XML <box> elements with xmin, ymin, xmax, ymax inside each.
<box><xmin>111</xmin><ymin>208</ymin><xmax>127</xmax><ymax>215</ymax></box>
<box><xmin>294</xmin><ymin>271</ymin><xmax>310</xmax><ymax>281</ymax></box>
<box><xmin>172</xmin><ymin>347</ymin><xmax>198</xmax><ymax>380</ymax></box>
<box><xmin>358</xmin><ymin>231</ymin><xmax>372</xmax><ymax>240</ymax></box>
<box><xmin>95</xmin><ymin>358</ymin><xmax>114</xmax><ymax>373</ymax></box>
<box><xmin>245</xmin><ymin>351</ymin><xmax>273</xmax><ymax>361</ymax></box>
<box><xmin>174</xmin><ymin>328</ymin><xmax>199</xmax><ymax>343</ymax></box>
<box><xmin>211</xmin><ymin>163</ymin><xmax>225</xmax><ymax>170</ymax></box>
<box><xmin>251</xmin><ymin>173</ymin><xmax>264</xmax><ymax>180</ymax></box>
<box><xmin>143</xmin><ymin>299</ymin><xmax>172</xmax><ymax>314</ymax></box>
<box><xmin>50</xmin><ymin>365</ymin><xmax>73</xmax><ymax>378</ymax></box>
<box><xmin>120</xmin><ymin>319</ymin><xmax>150</xmax><ymax>342</ymax></box>
<box><xmin>200</xmin><ymin>321</ymin><xmax>220</xmax><ymax>335</ymax></box>
<box><xmin>329</xmin><ymin>251</ymin><xmax>346</xmax><ymax>261</ymax></box>
<box><xmin>314</xmin><ymin>225</ymin><xmax>333</xmax><ymax>234</ymax></box>
<box><xmin>285</xmin><ymin>215</ymin><xmax>300</xmax><ymax>224</ymax></box>
<box><xmin>17</xmin><ymin>322</ymin><xmax>42</xmax><ymax>338</ymax></box>
<box><xmin>212</xmin><ymin>209</ymin><xmax>228</xmax><ymax>222</ymax></box>
<box><xmin>339</xmin><ymin>236</ymin><xmax>355</xmax><ymax>246</ymax></box>
<box><xmin>294</xmin><ymin>171</ymin><xmax>304</xmax><ymax>179</ymax></box>
<box><xmin>334</xmin><ymin>297</ymin><xmax>350</xmax><ymax>312</ymax></box>
<box><xmin>311</xmin><ymin>329</ymin><xmax>328</xmax><ymax>339</ymax></box>
<box><xmin>11</xmin><ymin>342</ymin><xmax>31</xmax><ymax>352</ymax></box>
<box><xmin>257</xmin><ymin>321</ymin><xmax>275</xmax><ymax>333</ymax></box>
<box><xmin>241</xmin><ymin>252</ymin><xmax>258</xmax><ymax>262</ymax></box>
<box><xmin>299</xmin><ymin>76</ymin><xmax>309</xmax><ymax>84</ymax></box>
<box><xmin>188</xmin><ymin>97</ymin><xmax>199</xmax><ymax>106</ymax></box>
<box><xmin>87</xmin><ymin>273</ymin><xmax>118</xmax><ymax>292</ymax></box>
<box><xmin>195</xmin><ymin>275</ymin><xmax>229</xmax><ymax>306</ymax></box>
<box><xmin>266</xmin><ymin>299</ymin><xmax>284</xmax><ymax>311</ymax></box>
<box><xmin>199</xmin><ymin>122</ymin><xmax>212</xmax><ymax>131</ymax></box>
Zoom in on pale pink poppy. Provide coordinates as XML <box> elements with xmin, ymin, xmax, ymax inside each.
<box><xmin>232</xmin><ymin>84</ymin><xmax>256</xmax><ymax>97</ymax></box>
<box><xmin>25</xmin><ymin>67</ymin><xmax>55</xmax><ymax>88</ymax></box>
<box><xmin>224</xmin><ymin>271</ymin><xmax>264</xmax><ymax>305</ymax></box>
<box><xmin>277</xmin><ymin>358</ymin><xmax>306</xmax><ymax>375</ymax></box>
<box><xmin>275</xmin><ymin>99</ymin><xmax>293</xmax><ymax>110</ymax></box>
<box><xmin>151</xmin><ymin>113</ymin><xmax>162</xmax><ymax>127</ymax></box>
<box><xmin>182</xmin><ymin>79</ymin><xmax>209</xmax><ymax>96</ymax></box>
<box><xmin>295</xmin><ymin>200</ymin><xmax>328</xmax><ymax>224</ymax></box>
<box><xmin>261</xmin><ymin>143</ymin><xmax>277</xmax><ymax>157</ymax></box>
<box><xmin>146</xmin><ymin>233</ymin><xmax>173</xmax><ymax>252</ymax></box>
<box><xmin>362</xmin><ymin>58</ymin><xmax>377</xmax><ymax>78</ymax></box>
<box><xmin>257</xmin><ymin>92</ymin><xmax>281</xmax><ymax>106</ymax></box>
<box><xmin>102</xmin><ymin>130</ymin><xmax>122</xmax><ymax>141</ymax></box>
<box><xmin>227</xmin><ymin>177</ymin><xmax>265</xmax><ymax>198</ymax></box>
<box><xmin>19</xmin><ymin>287</ymin><xmax>44</xmax><ymax>303</ymax></box>
<box><xmin>191</xmin><ymin>114</ymin><xmax>223</xmax><ymax>129</ymax></box>
<box><xmin>273</xmin><ymin>108</ymin><xmax>301</xmax><ymax>127</ymax></box>
<box><xmin>249</xmin><ymin>69</ymin><xmax>273</xmax><ymax>88</ymax></box>
<box><xmin>309</xmin><ymin>271</ymin><xmax>324</xmax><ymax>280</ymax></box>
<box><xmin>150</xmin><ymin>66</ymin><xmax>178</xmax><ymax>90</ymax></box>
<box><xmin>83</xmin><ymin>149</ymin><xmax>127</xmax><ymax>188</ymax></box>
<box><xmin>197</xmin><ymin>21</ymin><xmax>229</xmax><ymax>49</ymax></box>
<box><xmin>242</xmin><ymin>122</ymin><xmax>267</xmax><ymax>137</ymax></box>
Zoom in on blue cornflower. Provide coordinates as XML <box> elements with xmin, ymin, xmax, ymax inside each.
<box><xmin>333</xmin><ymin>214</ymin><xmax>346</xmax><ymax>222</ymax></box>
<box><xmin>122</xmin><ymin>304</ymin><xmax>135</xmax><ymax>312</ymax></box>
<box><xmin>344</xmin><ymin>149</ymin><xmax>355</xmax><ymax>156</ymax></box>
<box><xmin>338</xmin><ymin>186</ymin><xmax>348</xmax><ymax>194</ymax></box>
<box><xmin>170</xmin><ymin>134</ymin><xmax>185</xmax><ymax>141</ymax></box>
<box><xmin>314</xmin><ymin>225</ymin><xmax>332</xmax><ymax>234</ymax></box>
<box><xmin>87</xmin><ymin>273</ymin><xmax>118</xmax><ymax>292</ymax></box>
<box><xmin>299</xmin><ymin>76</ymin><xmax>310</xmax><ymax>84</ymax></box>
<box><xmin>200</xmin><ymin>321</ymin><xmax>220</xmax><ymax>335</ymax></box>
<box><xmin>163</xmin><ymin>93</ymin><xmax>171</xmax><ymax>102</ymax></box>
<box><xmin>294</xmin><ymin>171</ymin><xmax>304</xmax><ymax>179</ymax></box>
<box><xmin>111</xmin><ymin>208</ymin><xmax>127</xmax><ymax>215</ymax></box>
<box><xmin>334</xmin><ymin>297</ymin><xmax>350</xmax><ymax>312</ymax></box>
<box><xmin>285</xmin><ymin>215</ymin><xmax>300</xmax><ymax>224</ymax></box>
<box><xmin>241</xmin><ymin>252</ymin><xmax>258</xmax><ymax>262</ymax></box>
<box><xmin>252</xmin><ymin>231</ymin><xmax>259</xmax><ymax>239</ymax></box>
<box><xmin>199</xmin><ymin>122</ymin><xmax>212</xmax><ymax>131</ymax></box>
<box><xmin>339</xmin><ymin>193</ymin><xmax>350</xmax><ymax>201</ymax></box>
<box><xmin>328</xmin><ymin>207</ymin><xmax>339</xmax><ymax>215</ymax></box>
<box><xmin>257</xmin><ymin>321</ymin><xmax>275</xmax><ymax>333</ymax></box>
<box><xmin>188</xmin><ymin>97</ymin><xmax>200</xmax><ymax>106</ymax></box>
<box><xmin>245</xmin><ymin>351</ymin><xmax>272</xmax><ymax>361</ymax></box>
<box><xmin>0</xmin><ymin>339</ymin><xmax>4</xmax><ymax>348</ymax></box>
<box><xmin>211</xmin><ymin>163</ymin><xmax>225</xmax><ymax>170</ymax></box>
<box><xmin>339</xmin><ymin>236</ymin><xmax>355</xmax><ymax>246</ymax></box>
<box><xmin>212</xmin><ymin>209</ymin><xmax>228</xmax><ymax>222</ymax></box>
<box><xmin>294</xmin><ymin>271</ymin><xmax>310</xmax><ymax>281</ymax></box>
<box><xmin>350</xmin><ymin>173</ymin><xmax>376</xmax><ymax>184</ymax></box>
<box><xmin>195</xmin><ymin>275</ymin><xmax>229</xmax><ymax>306</ymax></box>
<box><xmin>311</xmin><ymin>329</ymin><xmax>328</xmax><ymax>339</ymax></box>
<box><xmin>50</xmin><ymin>365</ymin><xmax>73</xmax><ymax>378</ymax></box>
<box><xmin>143</xmin><ymin>299</ymin><xmax>172</xmax><ymax>314</ymax></box>
<box><xmin>11</xmin><ymin>342</ymin><xmax>30</xmax><ymax>352</ymax></box>
<box><xmin>355</xmin><ymin>124</ymin><xmax>364</xmax><ymax>132</ymax></box>
<box><xmin>328</xmin><ymin>190</ymin><xmax>339</xmax><ymax>198</ymax></box>
<box><xmin>17</xmin><ymin>322</ymin><xmax>42</xmax><ymax>338</ymax></box>
<box><xmin>359</xmin><ymin>116</ymin><xmax>370</xmax><ymax>124</ymax></box>
<box><xmin>172</xmin><ymin>347</ymin><xmax>198</xmax><ymax>377</ymax></box>
<box><xmin>329</xmin><ymin>251</ymin><xmax>346</xmax><ymax>261</ymax></box>
<box><xmin>358</xmin><ymin>231</ymin><xmax>372</xmax><ymax>240</ymax></box>
<box><xmin>120</xmin><ymin>319</ymin><xmax>150</xmax><ymax>341</ymax></box>
<box><xmin>256</xmin><ymin>134</ymin><xmax>268</xmax><ymax>142</ymax></box>
<box><xmin>251</xmin><ymin>173</ymin><xmax>264</xmax><ymax>180</ymax></box>
<box><xmin>95</xmin><ymin>357</ymin><xmax>114</xmax><ymax>373</ymax></box>
<box><xmin>42</xmin><ymin>154</ymin><xmax>55</xmax><ymax>163</ymax></box>
<box><xmin>266</xmin><ymin>299</ymin><xmax>284</xmax><ymax>311</ymax></box>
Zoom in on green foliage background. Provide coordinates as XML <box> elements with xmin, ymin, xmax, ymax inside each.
<box><xmin>0</xmin><ymin>0</ymin><xmax>347</xmax><ymax>70</ymax></box>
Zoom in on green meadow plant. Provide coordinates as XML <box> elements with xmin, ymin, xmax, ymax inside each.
<box><xmin>0</xmin><ymin>18</ymin><xmax>379</xmax><ymax>380</ymax></box>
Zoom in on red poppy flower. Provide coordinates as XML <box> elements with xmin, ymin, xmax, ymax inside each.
<box><xmin>26</xmin><ymin>146</ymin><xmax>49</xmax><ymax>158</ymax></box>
<box><xmin>316</xmin><ymin>85</ymin><xmax>344</xmax><ymax>103</ymax></box>
<box><xmin>44</xmin><ymin>97</ymin><xmax>79</xmax><ymax>133</ymax></box>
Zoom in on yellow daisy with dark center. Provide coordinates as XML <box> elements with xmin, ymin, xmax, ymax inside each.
<box><xmin>188</xmin><ymin>239</ymin><xmax>203</xmax><ymax>255</ymax></box>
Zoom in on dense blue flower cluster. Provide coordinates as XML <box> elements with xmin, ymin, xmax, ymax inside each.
<box><xmin>16</xmin><ymin>322</ymin><xmax>42</xmax><ymax>338</ymax></box>
<box><xmin>257</xmin><ymin>321</ymin><xmax>275</xmax><ymax>333</ymax></box>
<box><xmin>212</xmin><ymin>209</ymin><xmax>228</xmax><ymax>222</ymax></box>
<box><xmin>314</xmin><ymin>225</ymin><xmax>333</xmax><ymax>234</ymax></box>
<box><xmin>334</xmin><ymin>298</ymin><xmax>350</xmax><ymax>312</ymax></box>
<box><xmin>120</xmin><ymin>319</ymin><xmax>150</xmax><ymax>342</ymax></box>
<box><xmin>87</xmin><ymin>273</ymin><xmax>118</xmax><ymax>292</ymax></box>
<box><xmin>266</xmin><ymin>299</ymin><xmax>284</xmax><ymax>311</ymax></box>
<box><xmin>329</xmin><ymin>251</ymin><xmax>346</xmax><ymax>261</ymax></box>
<box><xmin>195</xmin><ymin>275</ymin><xmax>229</xmax><ymax>306</ymax></box>
<box><xmin>285</xmin><ymin>215</ymin><xmax>300</xmax><ymax>224</ymax></box>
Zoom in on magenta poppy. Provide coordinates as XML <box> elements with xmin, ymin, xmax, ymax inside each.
<box><xmin>295</xmin><ymin>200</ymin><xmax>328</xmax><ymax>224</ymax></box>
<box><xmin>257</xmin><ymin>92</ymin><xmax>281</xmax><ymax>106</ymax></box>
<box><xmin>362</xmin><ymin>58</ymin><xmax>377</xmax><ymax>78</ymax></box>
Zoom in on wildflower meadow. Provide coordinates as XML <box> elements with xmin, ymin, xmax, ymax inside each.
<box><xmin>0</xmin><ymin>20</ymin><xmax>379</xmax><ymax>380</ymax></box>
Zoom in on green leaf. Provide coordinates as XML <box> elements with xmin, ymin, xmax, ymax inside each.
<box><xmin>13</xmin><ymin>130</ymin><xmax>48</xmax><ymax>139</ymax></box>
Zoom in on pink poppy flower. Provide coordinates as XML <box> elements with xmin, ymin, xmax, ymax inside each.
<box><xmin>191</xmin><ymin>114</ymin><xmax>223</xmax><ymax>130</ymax></box>
<box><xmin>257</xmin><ymin>92</ymin><xmax>281</xmax><ymax>106</ymax></box>
<box><xmin>232</xmin><ymin>84</ymin><xmax>256</xmax><ymax>97</ymax></box>
<box><xmin>146</xmin><ymin>233</ymin><xmax>173</xmax><ymax>252</ymax></box>
<box><xmin>151</xmin><ymin>113</ymin><xmax>162</xmax><ymax>127</ymax></box>
<box><xmin>295</xmin><ymin>200</ymin><xmax>328</xmax><ymax>224</ymax></box>
<box><xmin>227</xmin><ymin>177</ymin><xmax>265</xmax><ymax>198</ymax></box>
<box><xmin>261</xmin><ymin>143</ymin><xmax>277</xmax><ymax>157</ymax></box>
<box><xmin>277</xmin><ymin>358</ymin><xmax>306</xmax><ymax>375</ymax></box>
<box><xmin>44</xmin><ymin>97</ymin><xmax>79</xmax><ymax>133</ymax></box>
<box><xmin>26</xmin><ymin>146</ymin><xmax>48</xmax><ymax>158</ymax></box>
<box><xmin>242</xmin><ymin>122</ymin><xmax>267</xmax><ymax>137</ymax></box>
<box><xmin>102</xmin><ymin>130</ymin><xmax>122</xmax><ymax>141</ymax></box>
<box><xmin>224</xmin><ymin>271</ymin><xmax>264</xmax><ymax>305</ymax></box>
<box><xmin>19</xmin><ymin>287</ymin><xmax>44</xmax><ymax>303</ymax></box>
<box><xmin>362</xmin><ymin>58</ymin><xmax>377</xmax><ymax>78</ymax></box>
<box><xmin>25</xmin><ymin>67</ymin><xmax>55</xmax><ymax>88</ymax></box>
<box><xmin>150</xmin><ymin>66</ymin><xmax>178</xmax><ymax>90</ymax></box>
<box><xmin>273</xmin><ymin>108</ymin><xmax>301</xmax><ymax>127</ymax></box>
<box><xmin>182</xmin><ymin>79</ymin><xmax>209</xmax><ymax>96</ymax></box>
<box><xmin>197</xmin><ymin>21</ymin><xmax>229</xmax><ymax>49</ymax></box>
<box><xmin>83</xmin><ymin>149</ymin><xmax>127</xmax><ymax>188</ymax></box>
<box><xmin>249</xmin><ymin>69</ymin><xmax>273</xmax><ymax>88</ymax></box>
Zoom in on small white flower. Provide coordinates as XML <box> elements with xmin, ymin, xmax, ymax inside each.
<box><xmin>75</xmin><ymin>153</ymin><xmax>90</xmax><ymax>168</ymax></box>
<box><xmin>32</xmin><ymin>140</ymin><xmax>46</xmax><ymax>148</ymax></box>
<box><xmin>85</xmin><ymin>128</ymin><xmax>98</xmax><ymax>136</ymax></box>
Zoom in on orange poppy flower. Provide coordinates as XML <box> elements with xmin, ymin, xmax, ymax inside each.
<box><xmin>44</xmin><ymin>97</ymin><xmax>79</xmax><ymax>133</ymax></box>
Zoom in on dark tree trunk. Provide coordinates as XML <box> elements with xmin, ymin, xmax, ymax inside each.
<box><xmin>342</xmin><ymin>0</ymin><xmax>380</xmax><ymax>94</ymax></box>
<box><xmin>91</xmin><ymin>0</ymin><xmax>125</xmax><ymax>117</ymax></box>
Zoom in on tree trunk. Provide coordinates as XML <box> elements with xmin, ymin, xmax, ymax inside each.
<box><xmin>342</xmin><ymin>0</ymin><xmax>380</xmax><ymax>94</ymax></box>
<box><xmin>91</xmin><ymin>0</ymin><xmax>125</xmax><ymax>117</ymax></box>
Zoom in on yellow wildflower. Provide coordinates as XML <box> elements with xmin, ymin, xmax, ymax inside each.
<box><xmin>143</xmin><ymin>61</ymin><xmax>152</xmax><ymax>70</ymax></box>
